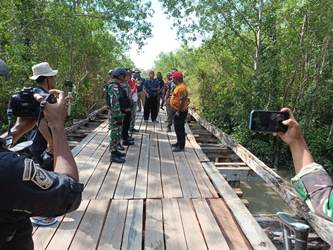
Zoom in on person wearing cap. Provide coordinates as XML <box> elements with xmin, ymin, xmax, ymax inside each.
<box><xmin>276</xmin><ymin>108</ymin><xmax>333</xmax><ymax>221</ymax></box>
<box><xmin>107</xmin><ymin>67</ymin><xmax>128</xmax><ymax>163</ymax></box>
<box><xmin>120</xmin><ymin>70</ymin><xmax>134</xmax><ymax>145</ymax></box>
<box><xmin>163</xmin><ymin>72</ymin><xmax>176</xmax><ymax>132</ymax></box>
<box><xmin>0</xmin><ymin>60</ymin><xmax>83</xmax><ymax>249</ymax></box>
<box><xmin>170</xmin><ymin>70</ymin><xmax>190</xmax><ymax>152</ymax></box>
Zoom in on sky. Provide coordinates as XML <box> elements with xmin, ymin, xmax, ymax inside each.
<box><xmin>128</xmin><ymin>0</ymin><xmax>181</xmax><ymax>70</ymax></box>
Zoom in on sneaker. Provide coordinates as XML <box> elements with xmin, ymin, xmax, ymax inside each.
<box><xmin>123</xmin><ymin>140</ymin><xmax>134</xmax><ymax>146</ymax></box>
<box><xmin>171</xmin><ymin>143</ymin><xmax>179</xmax><ymax>148</ymax></box>
<box><xmin>111</xmin><ymin>153</ymin><xmax>125</xmax><ymax>163</ymax></box>
<box><xmin>172</xmin><ymin>146</ymin><xmax>184</xmax><ymax>152</ymax></box>
<box><xmin>31</xmin><ymin>217</ymin><xmax>58</xmax><ymax>227</ymax></box>
<box><xmin>131</xmin><ymin>128</ymin><xmax>140</xmax><ymax>133</ymax></box>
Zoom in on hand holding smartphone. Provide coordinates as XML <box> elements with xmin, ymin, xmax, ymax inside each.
<box><xmin>249</xmin><ymin>110</ymin><xmax>290</xmax><ymax>133</ymax></box>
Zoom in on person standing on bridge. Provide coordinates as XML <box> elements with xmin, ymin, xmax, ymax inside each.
<box><xmin>133</xmin><ymin>69</ymin><xmax>145</xmax><ymax>112</ymax></box>
<box><xmin>107</xmin><ymin>68</ymin><xmax>127</xmax><ymax>163</ymax></box>
<box><xmin>170</xmin><ymin>70</ymin><xmax>190</xmax><ymax>152</ymax></box>
<box><xmin>143</xmin><ymin>70</ymin><xmax>161</xmax><ymax>122</ymax></box>
<box><xmin>276</xmin><ymin>108</ymin><xmax>333</xmax><ymax>221</ymax></box>
<box><xmin>164</xmin><ymin>72</ymin><xmax>176</xmax><ymax>132</ymax></box>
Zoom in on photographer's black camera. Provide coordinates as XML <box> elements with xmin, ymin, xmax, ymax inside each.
<box><xmin>9</xmin><ymin>87</ymin><xmax>57</xmax><ymax>117</ymax></box>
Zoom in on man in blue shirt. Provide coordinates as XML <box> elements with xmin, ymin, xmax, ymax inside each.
<box><xmin>143</xmin><ymin>70</ymin><xmax>162</xmax><ymax>122</ymax></box>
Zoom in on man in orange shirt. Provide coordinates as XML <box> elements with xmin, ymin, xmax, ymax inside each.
<box><xmin>170</xmin><ymin>71</ymin><xmax>190</xmax><ymax>152</ymax></box>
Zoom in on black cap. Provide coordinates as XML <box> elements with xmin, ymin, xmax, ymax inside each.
<box><xmin>0</xmin><ymin>59</ymin><xmax>9</xmax><ymax>77</ymax></box>
<box><xmin>108</xmin><ymin>67</ymin><xmax>127</xmax><ymax>77</ymax></box>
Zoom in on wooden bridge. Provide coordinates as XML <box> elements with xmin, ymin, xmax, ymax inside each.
<box><xmin>32</xmin><ymin>109</ymin><xmax>332</xmax><ymax>249</ymax></box>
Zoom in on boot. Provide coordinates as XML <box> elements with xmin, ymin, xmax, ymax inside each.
<box><xmin>116</xmin><ymin>143</ymin><xmax>125</xmax><ymax>151</ymax></box>
<box><xmin>111</xmin><ymin>151</ymin><xmax>125</xmax><ymax>163</ymax></box>
<box><xmin>123</xmin><ymin>140</ymin><xmax>134</xmax><ymax>146</ymax></box>
<box><xmin>114</xmin><ymin>150</ymin><xmax>126</xmax><ymax>157</ymax></box>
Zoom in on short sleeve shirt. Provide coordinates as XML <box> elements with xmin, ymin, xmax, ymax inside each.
<box><xmin>0</xmin><ymin>148</ymin><xmax>83</xmax><ymax>223</ymax></box>
<box><xmin>170</xmin><ymin>83</ymin><xmax>190</xmax><ymax>111</ymax></box>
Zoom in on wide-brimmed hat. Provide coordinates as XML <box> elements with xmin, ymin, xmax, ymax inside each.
<box><xmin>30</xmin><ymin>62</ymin><xmax>58</xmax><ymax>80</ymax></box>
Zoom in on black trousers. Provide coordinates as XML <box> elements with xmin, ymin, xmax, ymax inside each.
<box><xmin>174</xmin><ymin>110</ymin><xmax>188</xmax><ymax>148</ymax></box>
<box><xmin>0</xmin><ymin>219</ymin><xmax>33</xmax><ymax>250</ymax></box>
<box><xmin>122</xmin><ymin>111</ymin><xmax>131</xmax><ymax>140</ymax></box>
<box><xmin>144</xmin><ymin>95</ymin><xmax>158</xmax><ymax>121</ymax></box>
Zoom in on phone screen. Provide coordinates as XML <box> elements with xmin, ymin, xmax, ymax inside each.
<box><xmin>249</xmin><ymin>111</ymin><xmax>289</xmax><ymax>132</ymax></box>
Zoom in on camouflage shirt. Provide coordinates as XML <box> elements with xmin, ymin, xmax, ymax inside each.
<box><xmin>292</xmin><ymin>163</ymin><xmax>333</xmax><ymax>221</ymax></box>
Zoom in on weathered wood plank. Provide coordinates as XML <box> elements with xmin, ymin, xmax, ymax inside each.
<box><xmin>83</xmin><ymin>148</ymin><xmax>111</xmax><ymax>199</ymax></box>
<box><xmin>147</xmin><ymin>133</ymin><xmax>163</xmax><ymax>198</ymax></box>
<box><xmin>178</xmin><ymin>199</ymin><xmax>208</xmax><ymax>250</ymax></box>
<box><xmin>185</xmin><ymin>123</ymin><xmax>210</xmax><ymax>162</ymax></box>
<box><xmin>134</xmin><ymin>134</ymin><xmax>149</xmax><ymax>198</ymax></box>
<box><xmin>114</xmin><ymin>134</ymin><xmax>141</xmax><ymax>199</ymax></box>
<box><xmin>158</xmin><ymin>132</ymin><xmax>183</xmax><ymax>198</ymax></box>
<box><xmin>217</xmin><ymin>166</ymin><xmax>260</xmax><ymax>182</ymax></box>
<box><xmin>33</xmin><ymin>217</ymin><xmax>62</xmax><ymax>250</ymax></box>
<box><xmin>121</xmin><ymin>200</ymin><xmax>144</xmax><ymax>250</ymax></box>
<box><xmin>202</xmin><ymin>162</ymin><xmax>276</xmax><ymax>249</ymax></box>
<box><xmin>145</xmin><ymin>199</ymin><xmax>165</xmax><ymax>250</ymax></box>
<box><xmin>70</xmin><ymin>199</ymin><xmax>109</xmax><ymax>250</ymax></box>
<box><xmin>46</xmin><ymin>200</ymin><xmax>90</xmax><ymax>250</ymax></box>
<box><xmin>98</xmin><ymin>200</ymin><xmax>128</xmax><ymax>250</ymax></box>
<box><xmin>192</xmin><ymin>199</ymin><xmax>230</xmax><ymax>250</ymax></box>
<box><xmin>162</xmin><ymin>199</ymin><xmax>187</xmax><ymax>250</ymax></box>
<box><xmin>184</xmin><ymin>146</ymin><xmax>218</xmax><ymax>198</ymax></box>
<box><xmin>208</xmin><ymin>199</ymin><xmax>252</xmax><ymax>250</ymax></box>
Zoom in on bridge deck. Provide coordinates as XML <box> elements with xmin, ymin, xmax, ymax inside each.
<box><xmin>32</xmin><ymin>111</ymin><xmax>275</xmax><ymax>250</ymax></box>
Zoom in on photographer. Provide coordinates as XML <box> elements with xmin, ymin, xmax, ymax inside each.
<box><xmin>0</xmin><ymin>59</ymin><xmax>82</xmax><ymax>249</ymax></box>
<box><xmin>276</xmin><ymin>108</ymin><xmax>333</xmax><ymax>221</ymax></box>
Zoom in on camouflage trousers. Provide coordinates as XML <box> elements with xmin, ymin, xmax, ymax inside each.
<box><xmin>108</xmin><ymin>118</ymin><xmax>122</xmax><ymax>151</ymax></box>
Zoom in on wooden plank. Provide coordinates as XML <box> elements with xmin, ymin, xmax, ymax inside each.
<box><xmin>114</xmin><ymin>134</ymin><xmax>141</xmax><ymax>199</ymax></box>
<box><xmin>158</xmin><ymin>132</ymin><xmax>183</xmax><ymax>198</ymax></box>
<box><xmin>208</xmin><ymin>199</ymin><xmax>252</xmax><ymax>250</ymax></box>
<box><xmin>173</xmin><ymin>150</ymin><xmax>201</xmax><ymax>198</ymax></box>
<box><xmin>47</xmin><ymin>200</ymin><xmax>90</xmax><ymax>250</ymax></box>
<box><xmin>71</xmin><ymin>131</ymin><xmax>96</xmax><ymax>157</ymax></box>
<box><xmin>189</xmin><ymin>108</ymin><xmax>333</xmax><ymax>244</ymax></box>
<box><xmin>185</xmin><ymin>123</ymin><xmax>210</xmax><ymax>162</ymax></box>
<box><xmin>184</xmin><ymin>146</ymin><xmax>218</xmax><ymax>198</ymax></box>
<box><xmin>97</xmin><ymin>161</ymin><xmax>124</xmax><ymax>199</ymax></box>
<box><xmin>202</xmin><ymin>162</ymin><xmax>276</xmax><ymax>249</ymax></box>
<box><xmin>214</xmin><ymin>162</ymin><xmax>247</xmax><ymax>166</ymax></box>
<box><xmin>83</xmin><ymin>148</ymin><xmax>111</xmax><ymax>199</ymax></box>
<box><xmin>79</xmin><ymin>133</ymin><xmax>109</xmax><ymax>186</ymax></box>
<box><xmin>162</xmin><ymin>199</ymin><xmax>187</xmax><ymax>250</ymax></box>
<box><xmin>33</xmin><ymin>217</ymin><xmax>62</xmax><ymax>250</ymax></box>
<box><xmin>178</xmin><ymin>199</ymin><xmax>208</xmax><ymax>250</ymax></box>
<box><xmin>134</xmin><ymin>134</ymin><xmax>150</xmax><ymax>198</ymax></box>
<box><xmin>121</xmin><ymin>200</ymin><xmax>144</xmax><ymax>250</ymax></box>
<box><xmin>147</xmin><ymin>133</ymin><xmax>163</xmax><ymax>198</ymax></box>
<box><xmin>69</xmin><ymin>199</ymin><xmax>110</xmax><ymax>250</ymax></box>
<box><xmin>145</xmin><ymin>199</ymin><xmax>165</xmax><ymax>250</ymax></box>
<box><xmin>192</xmin><ymin>199</ymin><xmax>230</xmax><ymax>250</ymax></box>
<box><xmin>98</xmin><ymin>200</ymin><xmax>128</xmax><ymax>250</ymax></box>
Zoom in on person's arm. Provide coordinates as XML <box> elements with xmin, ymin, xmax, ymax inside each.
<box><xmin>0</xmin><ymin>117</ymin><xmax>37</xmax><ymax>144</ymax></box>
<box><xmin>43</xmin><ymin>89</ymin><xmax>79</xmax><ymax>181</ymax></box>
<box><xmin>276</xmin><ymin>108</ymin><xmax>314</xmax><ymax>173</ymax></box>
<box><xmin>38</xmin><ymin>118</ymin><xmax>53</xmax><ymax>153</ymax></box>
<box><xmin>143</xmin><ymin>80</ymin><xmax>149</xmax><ymax>98</ymax></box>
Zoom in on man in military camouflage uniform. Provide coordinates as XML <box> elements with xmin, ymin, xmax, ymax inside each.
<box><xmin>276</xmin><ymin>108</ymin><xmax>333</xmax><ymax>221</ymax></box>
<box><xmin>107</xmin><ymin>68</ymin><xmax>127</xmax><ymax>163</ymax></box>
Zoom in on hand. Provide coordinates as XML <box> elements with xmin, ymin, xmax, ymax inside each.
<box><xmin>37</xmin><ymin>89</ymin><xmax>69</xmax><ymax>129</ymax></box>
<box><xmin>274</xmin><ymin>107</ymin><xmax>304</xmax><ymax>146</ymax></box>
<box><xmin>175</xmin><ymin>111</ymin><xmax>180</xmax><ymax>116</ymax></box>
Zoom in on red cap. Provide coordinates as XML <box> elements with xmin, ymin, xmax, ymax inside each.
<box><xmin>171</xmin><ymin>70</ymin><xmax>183</xmax><ymax>80</ymax></box>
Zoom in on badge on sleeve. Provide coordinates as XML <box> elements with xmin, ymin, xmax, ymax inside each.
<box><xmin>23</xmin><ymin>159</ymin><xmax>54</xmax><ymax>190</ymax></box>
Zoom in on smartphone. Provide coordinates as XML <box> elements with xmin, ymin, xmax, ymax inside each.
<box><xmin>249</xmin><ymin>110</ymin><xmax>289</xmax><ymax>132</ymax></box>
